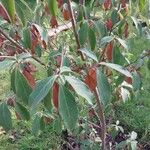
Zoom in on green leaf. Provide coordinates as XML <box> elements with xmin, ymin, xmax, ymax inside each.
<box><xmin>130</xmin><ymin>17</ymin><xmax>142</xmax><ymax>36</ymax></box>
<box><xmin>65</xmin><ymin>76</ymin><xmax>93</xmax><ymax>105</ymax></box>
<box><xmin>52</xmin><ymin>116</ymin><xmax>62</xmax><ymax>134</ymax></box>
<box><xmin>139</xmin><ymin>0</ymin><xmax>146</xmax><ymax>11</ymax></box>
<box><xmin>78</xmin><ymin>21</ymin><xmax>88</xmax><ymax>46</ymax></box>
<box><xmin>29</xmin><ymin>76</ymin><xmax>56</xmax><ymax>108</ymax></box>
<box><xmin>32</xmin><ymin>114</ymin><xmax>41</xmax><ymax>136</ymax></box>
<box><xmin>48</xmin><ymin>0</ymin><xmax>58</xmax><ymax>16</ymax></box>
<box><xmin>77</xmin><ymin>5</ymin><xmax>84</xmax><ymax>22</ymax></box>
<box><xmin>94</xmin><ymin>21</ymin><xmax>106</xmax><ymax>37</ymax></box>
<box><xmin>113</xmin><ymin>46</ymin><xmax>125</xmax><ymax>65</ymax></box>
<box><xmin>35</xmin><ymin>45</ymin><xmax>42</xmax><ymax>57</ymax></box>
<box><xmin>116</xmin><ymin>37</ymin><xmax>129</xmax><ymax>50</ymax></box>
<box><xmin>0</xmin><ymin>103</ymin><xmax>12</xmax><ymax>131</ymax></box>
<box><xmin>100</xmin><ymin>36</ymin><xmax>114</xmax><ymax>47</ymax></box>
<box><xmin>15</xmin><ymin>1</ymin><xmax>26</xmax><ymax>26</ymax></box>
<box><xmin>23</xmin><ymin>27</ymin><xmax>32</xmax><ymax>49</ymax></box>
<box><xmin>88</xmin><ymin>28</ymin><xmax>96</xmax><ymax>50</ymax></box>
<box><xmin>147</xmin><ymin>58</ymin><xmax>150</xmax><ymax>70</ymax></box>
<box><xmin>132</xmin><ymin>71</ymin><xmax>141</xmax><ymax>91</ymax></box>
<box><xmin>16</xmin><ymin>0</ymin><xmax>32</xmax><ymax>12</ymax></box>
<box><xmin>43</xmin><ymin>91</ymin><xmax>52</xmax><ymax>112</ymax></box>
<box><xmin>15</xmin><ymin>102</ymin><xmax>30</xmax><ymax>121</ymax></box>
<box><xmin>100</xmin><ymin>62</ymin><xmax>132</xmax><ymax>77</ymax></box>
<box><xmin>0</xmin><ymin>59</ymin><xmax>15</xmax><ymax>70</ymax></box>
<box><xmin>60</xmin><ymin>66</ymin><xmax>72</xmax><ymax>74</ymax></box>
<box><xmin>15</xmin><ymin>68</ymin><xmax>32</xmax><ymax>105</ymax></box>
<box><xmin>97</xmin><ymin>69</ymin><xmax>111</xmax><ymax>105</ymax></box>
<box><xmin>80</xmin><ymin>48</ymin><xmax>98</xmax><ymax>62</ymax></box>
<box><xmin>40</xmin><ymin>116</ymin><xmax>45</xmax><ymax>131</ymax></box>
<box><xmin>59</xmin><ymin>85</ymin><xmax>78</xmax><ymax>130</ymax></box>
<box><xmin>1</xmin><ymin>0</ymin><xmax>16</xmax><ymax>23</ymax></box>
<box><xmin>111</xmin><ymin>9</ymin><xmax>118</xmax><ymax>24</ymax></box>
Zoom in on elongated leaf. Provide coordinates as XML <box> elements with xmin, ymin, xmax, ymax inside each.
<box><xmin>15</xmin><ymin>1</ymin><xmax>26</xmax><ymax>26</ymax></box>
<box><xmin>1</xmin><ymin>0</ymin><xmax>16</xmax><ymax>23</ymax></box>
<box><xmin>139</xmin><ymin>0</ymin><xmax>146</xmax><ymax>11</ymax></box>
<box><xmin>100</xmin><ymin>36</ymin><xmax>114</xmax><ymax>46</ymax></box>
<box><xmin>116</xmin><ymin>37</ymin><xmax>129</xmax><ymax>50</ymax></box>
<box><xmin>23</xmin><ymin>27</ymin><xmax>32</xmax><ymax>49</ymax></box>
<box><xmin>15</xmin><ymin>102</ymin><xmax>30</xmax><ymax>120</ymax></box>
<box><xmin>48</xmin><ymin>0</ymin><xmax>58</xmax><ymax>16</ymax></box>
<box><xmin>0</xmin><ymin>103</ymin><xmax>12</xmax><ymax>131</ymax></box>
<box><xmin>94</xmin><ymin>21</ymin><xmax>106</xmax><ymax>37</ymax></box>
<box><xmin>15</xmin><ymin>68</ymin><xmax>32</xmax><ymax>105</ymax></box>
<box><xmin>59</xmin><ymin>85</ymin><xmax>78</xmax><ymax>130</ymax></box>
<box><xmin>43</xmin><ymin>91</ymin><xmax>52</xmax><ymax>112</ymax></box>
<box><xmin>100</xmin><ymin>62</ymin><xmax>132</xmax><ymax>77</ymax></box>
<box><xmin>52</xmin><ymin>116</ymin><xmax>62</xmax><ymax>134</ymax></box>
<box><xmin>0</xmin><ymin>59</ymin><xmax>15</xmax><ymax>70</ymax></box>
<box><xmin>29</xmin><ymin>76</ymin><xmax>56</xmax><ymax>108</ymax></box>
<box><xmin>132</xmin><ymin>71</ymin><xmax>141</xmax><ymax>91</ymax></box>
<box><xmin>32</xmin><ymin>23</ymin><xmax>48</xmax><ymax>43</ymax></box>
<box><xmin>78</xmin><ymin>21</ymin><xmax>88</xmax><ymax>45</ymax></box>
<box><xmin>80</xmin><ymin>48</ymin><xmax>98</xmax><ymax>62</ymax></box>
<box><xmin>88</xmin><ymin>28</ymin><xmax>96</xmax><ymax>50</ymax></box>
<box><xmin>97</xmin><ymin>69</ymin><xmax>111</xmax><ymax>105</ymax></box>
<box><xmin>113</xmin><ymin>46</ymin><xmax>125</xmax><ymax>65</ymax></box>
<box><xmin>60</xmin><ymin>66</ymin><xmax>72</xmax><ymax>74</ymax></box>
<box><xmin>131</xmin><ymin>16</ymin><xmax>142</xmax><ymax>36</ymax></box>
<box><xmin>17</xmin><ymin>0</ymin><xmax>32</xmax><ymax>12</ymax></box>
<box><xmin>32</xmin><ymin>114</ymin><xmax>41</xmax><ymax>136</ymax></box>
<box><xmin>65</xmin><ymin>76</ymin><xmax>93</xmax><ymax>105</ymax></box>
<box><xmin>111</xmin><ymin>9</ymin><xmax>118</xmax><ymax>24</ymax></box>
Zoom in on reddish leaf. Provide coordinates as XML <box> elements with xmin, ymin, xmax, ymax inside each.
<box><xmin>30</xmin><ymin>25</ymin><xmax>40</xmax><ymax>54</ymax></box>
<box><xmin>0</xmin><ymin>4</ymin><xmax>10</xmax><ymax>22</ymax></box>
<box><xmin>125</xmin><ymin>76</ymin><xmax>132</xmax><ymax>84</ymax></box>
<box><xmin>41</xmin><ymin>40</ymin><xmax>47</xmax><ymax>49</ymax></box>
<box><xmin>14</xmin><ymin>32</ymin><xmax>21</xmax><ymax>41</ymax></box>
<box><xmin>6</xmin><ymin>97</ymin><xmax>15</xmax><ymax>107</ymax></box>
<box><xmin>55</xmin><ymin>55</ymin><xmax>62</xmax><ymax>67</ymax></box>
<box><xmin>105</xmin><ymin>19</ymin><xmax>113</xmax><ymax>31</ymax></box>
<box><xmin>106</xmin><ymin>42</ymin><xmax>113</xmax><ymax>61</ymax></box>
<box><xmin>52</xmin><ymin>82</ymin><xmax>59</xmax><ymax>109</ymax></box>
<box><xmin>121</xmin><ymin>0</ymin><xmax>126</xmax><ymax>8</ymax></box>
<box><xmin>62</xmin><ymin>3</ymin><xmax>70</xmax><ymax>21</ymax></box>
<box><xmin>103</xmin><ymin>0</ymin><xmax>112</xmax><ymax>11</ymax></box>
<box><xmin>22</xmin><ymin>69</ymin><xmax>36</xmax><ymax>89</ymax></box>
<box><xmin>5</xmin><ymin>45</ymin><xmax>16</xmax><ymax>56</ymax></box>
<box><xmin>44</xmin><ymin>4</ymin><xmax>50</xmax><ymax>15</ymax></box>
<box><xmin>84</xmin><ymin>67</ymin><xmax>97</xmax><ymax>91</ymax></box>
<box><xmin>124</xmin><ymin>22</ymin><xmax>129</xmax><ymax>38</ymax></box>
<box><xmin>50</xmin><ymin>16</ymin><xmax>58</xmax><ymax>28</ymax></box>
<box><xmin>24</xmin><ymin>62</ymin><xmax>37</xmax><ymax>73</ymax></box>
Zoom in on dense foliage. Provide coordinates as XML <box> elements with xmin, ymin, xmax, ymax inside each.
<box><xmin>0</xmin><ymin>0</ymin><xmax>150</xmax><ymax>149</ymax></box>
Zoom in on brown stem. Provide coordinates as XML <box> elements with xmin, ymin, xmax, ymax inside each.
<box><xmin>0</xmin><ymin>27</ymin><xmax>46</xmax><ymax>67</ymax></box>
<box><xmin>67</xmin><ymin>0</ymin><xmax>85</xmax><ymax>61</ymax></box>
<box><xmin>94</xmin><ymin>88</ymin><xmax>107</xmax><ymax>150</ymax></box>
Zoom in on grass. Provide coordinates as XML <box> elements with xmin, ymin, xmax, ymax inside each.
<box><xmin>0</xmin><ymin>120</ymin><xmax>61</xmax><ymax>150</ymax></box>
